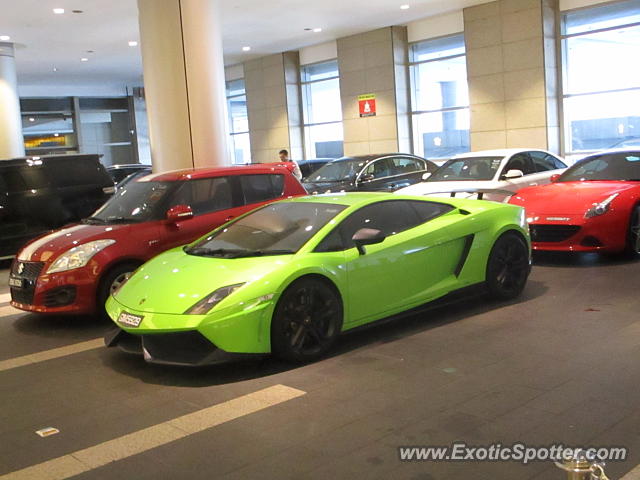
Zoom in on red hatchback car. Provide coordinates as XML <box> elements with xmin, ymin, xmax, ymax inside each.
<box><xmin>9</xmin><ymin>165</ymin><xmax>306</xmax><ymax>315</ymax></box>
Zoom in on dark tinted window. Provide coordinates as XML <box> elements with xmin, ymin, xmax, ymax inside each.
<box><xmin>390</xmin><ymin>157</ymin><xmax>425</xmax><ymax>175</ymax></box>
<box><xmin>430</xmin><ymin>156</ymin><xmax>502</xmax><ymax>181</ymax></box>
<box><xmin>529</xmin><ymin>151</ymin><xmax>567</xmax><ymax>172</ymax></box>
<box><xmin>187</xmin><ymin>202</ymin><xmax>347</xmax><ymax>257</ymax></box>
<box><xmin>170</xmin><ymin>177</ymin><xmax>233</xmax><ymax>215</ymax></box>
<box><xmin>559</xmin><ymin>152</ymin><xmax>640</xmax><ymax>182</ymax></box>
<box><xmin>46</xmin><ymin>158</ymin><xmax>108</xmax><ymax>187</ymax></box>
<box><xmin>502</xmin><ymin>153</ymin><xmax>535</xmax><ymax>177</ymax></box>
<box><xmin>240</xmin><ymin>174</ymin><xmax>285</xmax><ymax>205</ymax></box>
<box><xmin>336</xmin><ymin>201</ymin><xmax>422</xmax><ymax>249</ymax></box>
<box><xmin>1</xmin><ymin>166</ymin><xmax>51</xmax><ymax>193</ymax></box>
<box><xmin>409</xmin><ymin>200</ymin><xmax>454</xmax><ymax>221</ymax></box>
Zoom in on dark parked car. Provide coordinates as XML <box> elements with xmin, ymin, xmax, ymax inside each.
<box><xmin>303</xmin><ymin>154</ymin><xmax>438</xmax><ymax>194</ymax></box>
<box><xmin>0</xmin><ymin>154</ymin><xmax>114</xmax><ymax>259</ymax></box>
<box><xmin>106</xmin><ymin>164</ymin><xmax>152</xmax><ymax>184</ymax></box>
<box><xmin>298</xmin><ymin>158</ymin><xmax>332</xmax><ymax>180</ymax></box>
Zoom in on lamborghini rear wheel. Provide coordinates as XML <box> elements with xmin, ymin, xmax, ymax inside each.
<box><xmin>486</xmin><ymin>232</ymin><xmax>530</xmax><ymax>301</ymax></box>
<box><xmin>271</xmin><ymin>277</ymin><xmax>342</xmax><ymax>363</ymax></box>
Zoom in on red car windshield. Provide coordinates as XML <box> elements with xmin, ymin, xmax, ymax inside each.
<box><xmin>86</xmin><ymin>181</ymin><xmax>177</xmax><ymax>224</ymax></box>
<box><xmin>559</xmin><ymin>152</ymin><xmax>640</xmax><ymax>182</ymax></box>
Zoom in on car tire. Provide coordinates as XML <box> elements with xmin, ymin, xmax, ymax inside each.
<box><xmin>625</xmin><ymin>205</ymin><xmax>640</xmax><ymax>259</ymax></box>
<box><xmin>271</xmin><ymin>277</ymin><xmax>343</xmax><ymax>363</ymax></box>
<box><xmin>96</xmin><ymin>263</ymin><xmax>139</xmax><ymax>318</ymax></box>
<box><xmin>485</xmin><ymin>232</ymin><xmax>530</xmax><ymax>301</ymax></box>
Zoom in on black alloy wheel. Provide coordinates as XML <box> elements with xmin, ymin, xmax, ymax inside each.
<box><xmin>625</xmin><ymin>205</ymin><xmax>640</xmax><ymax>258</ymax></box>
<box><xmin>96</xmin><ymin>263</ymin><xmax>139</xmax><ymax>318</ymax></box>
<box><xmin>271</xmin><ymin>278</ymin><xmax>342</xmax><ymax>362</ymax></box>
<box><xmin>486</xmin><ymin>232</ymin><xmax>530</xmax><ymax>301</ymax></box>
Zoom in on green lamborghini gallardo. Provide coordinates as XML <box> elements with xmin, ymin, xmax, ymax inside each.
<box><xmin>105</xmin><ymin>192</ymin><xmax>530</xmax><ymax>365</ymax></box>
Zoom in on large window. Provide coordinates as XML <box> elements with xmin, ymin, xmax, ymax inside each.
<box><xmin>226</xmin><ymin>79</ymin><xmax>251</xmax><ymax>164</ymax></box>
<box><xmin>409</xmin><ymin>34</ymin><xmax>470</xmax><ymax>160</ymax></box>
<box><xmin>561</xmin><ymin>0</ymin><xmax>640</xmax><ymax>157</ymax></box>
<box><xmin>301</xmin><ymin>60</ymin><xmax>344</xmax><ymax>159</ymax></box>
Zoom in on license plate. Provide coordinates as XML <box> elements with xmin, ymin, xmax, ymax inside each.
<box><xmin>9</xmin><ymin>277</ymin><xmax>23</xmax><ymax>288</ymax></box>
<box><xmin>117</xmin><ymin>312</ymin><xmax>144</xmax><ymax>328</ymax></box>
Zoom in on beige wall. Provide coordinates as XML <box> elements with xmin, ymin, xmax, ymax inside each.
<box><xmin>244</xmin><ymin>53</ymin><xmax>301</xmax><ymax>163</ymax></box>
<box><xmin>337</xmin><ymin>26</ymin><xmax>410</xmax><ymax>156</ymax></box>
<box><xmin>463</xmin><ymin>0</ymin><xmax>560</xmax><ymax>152</ymax></box>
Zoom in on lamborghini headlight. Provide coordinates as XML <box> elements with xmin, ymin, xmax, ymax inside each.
<box><xmin>585</xmin><ymin>193</ymin><xmax>619</xmax><ymax>219</ymax></box>
<box><xmin>185</xmin><ymin>283</ymin><xmax>245</xmax><ymax>315</ymax></box>
<box><xmin>46</xmin><ymin>239</ymin><xmax>116</xmax><ymax>274</ymax></box>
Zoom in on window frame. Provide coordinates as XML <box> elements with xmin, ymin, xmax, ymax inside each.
<box><xmin>300</xmin><ymin>59</ymin><xmax>344</xmax><ymax>160</ymax></box>
<box><xmin>408</xmin><ymin>33</ymin><xmax>471</xmax><ymax>160</ymax></box>
<box><xmin>226</xmin><ymin>78</ymin><xmax>251</xmax><ymax>164</ymax></box>
<box><xmin>560</xmin><ymin>1</ymin><xmax>640</xmax><ymax>157</ymax></box>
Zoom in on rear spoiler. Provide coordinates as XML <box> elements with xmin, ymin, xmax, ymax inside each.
<box><xmin>422</xmin><ymin>187</ymin><xmax>516</xmax><ymax>201</ymax></box>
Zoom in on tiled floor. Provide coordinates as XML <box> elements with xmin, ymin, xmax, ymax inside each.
<box><xmin>0</xmin><ymin>252</ymin><xmax>638</xmax><ymax>479</ymax></box>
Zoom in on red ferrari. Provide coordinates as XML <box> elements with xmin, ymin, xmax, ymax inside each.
<box><xmin>509</xmin><ymin>150</ymin><xmax>640</xmax><ymax>255</ymax></box>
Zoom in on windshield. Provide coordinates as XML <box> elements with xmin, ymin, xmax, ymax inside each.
<box><xmin>428</xmin><ymin>156</ymin><xmax>503</xmax><ymax>182</ymax></box>
<box><xmin>88</xmin><ymin>181</ymin><xmax>176</xmax><ymax>224</ymax></box>
<box><xmin>308</xmin><ymin>158</ymin><xmax>368</xmax><ymax>183</ymax></box>
<box><xmin>187</xmin><ymin>202</ymin><xmax>347</xmax><ymax>258</ymax></box>
<box><xmin>559</xmin><ymin>152</ymin><xmax>640</xmax><ymax>182</ymax></box>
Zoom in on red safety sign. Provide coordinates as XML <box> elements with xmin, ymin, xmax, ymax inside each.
<box><xmin>358</xmin><ymin>94</ymin><xmax>376</xmax><ymax>117</ymax></box>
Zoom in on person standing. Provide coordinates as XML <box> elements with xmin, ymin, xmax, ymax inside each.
<box><xmin>279</xmin><ymin>149</ymin><xmax>302</xmax><ymax>181</ymax></box>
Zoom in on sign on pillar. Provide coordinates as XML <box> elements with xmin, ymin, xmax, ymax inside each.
<box><xmin>358</xmin><ymin>94</ymin><xmax>376</xmax><ymax>118</ymax></box>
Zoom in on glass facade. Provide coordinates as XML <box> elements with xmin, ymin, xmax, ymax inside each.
<box><xmin>409</xmin><ymin>34</ymin><xmax>470</xmax><ymax>160</ymax></box>
<box><xmin>226</xmin><ymin>78</ymin><xmax>251</xmax><ymax>164</ymax></box>
<box><xmin>561</xmin><ymin>0</ymin><xmax>640</xmax><ymax>155</ymax></box>
<box><xmin>301</xmin><ymin>60</ymin><xmax>344</xmax><ymax>159</ymax></box>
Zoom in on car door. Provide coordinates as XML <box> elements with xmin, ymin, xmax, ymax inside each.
<box><xmin>384</xmin><ymin>156</ymin><xmax>432</xmax><ymax>191</ymax></box>
<box><xmin>497</xmin><ymin>152</ymin><xmax>538</xmax><ymax>193</ymax></box>
<box><xmin>327</xmin><ymin>200</ymin><xmax>457</xmax><ymax>325</ymax></box>
<box><xmin>528</xmin><ymin>150</ymin><xmax>568</xmax><ymax>185</ymax></box>
<box><xmin>160</xmin><ymin>176</ymin><xmax>245</xmax><ymax>249</ymax></box>
<box><xmin>354</xmin><ymin>157</ymin><xmax>397</xmax><ymax>191</ymax></box>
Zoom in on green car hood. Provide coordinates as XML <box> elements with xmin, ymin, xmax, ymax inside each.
<box><xmin>114</xmin><ymin>247</ymin><xmax>294</xmax><ymax>314</ymax></box>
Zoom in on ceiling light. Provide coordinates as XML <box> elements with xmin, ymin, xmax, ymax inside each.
<box><xmin>313</xmin><ymin>27</ymin><xmax>322</xmax><ymax>33</ymax></box>
<box><xmin>53</xmin><ymin>8</ymin><xmax>65</xmax><ymax>14</ymax></box>
<box><xmin>400</xmin><ymin>4</ymin><xmax>410</xmax><ymax>9</ymax></box>
<box><xmin>242</xmin><ymin>46</ymin><xmax>251</xmax><ymax>52</ymax></box>
<box><xmin>0</xmin><ymin>35</ymin><xmax>10</xmax><ymax>41</ymax></box>
<box><xmin>80</xmin><ymin>57</ymin><xmax>89</xmax><ymax>62</ymax></box>
<box><xmin>53</xmin><ymin>67</ymin><xmax>58</xmax><ymax>72</ymax></box>
<box><xmin>128</xmin><ymin>41</ymin><xmax>138</xmax><ymax>47</ymax></box>
<box><xmin>29</xmin><ymin>118</ymin><xmax>35</xmax><ymax>122</ymax></box>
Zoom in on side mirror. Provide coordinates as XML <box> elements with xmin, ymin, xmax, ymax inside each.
<box><xmin>352</xmin><ymin>228</ymin><xmax>385</xmax><ymax>255</ymax></box>
<box><xmin>422</xmin><ymin>172</ymin><xmax>432</xmax><ymax>181</ymax></box>
<box><xmin>166</xmin><ymin>204</ymin><xmax>193</xmax><ymax>222</ymax></box>
<box><xmin>550</xmin><ymin>173</ymin><xmax>561</xmax><ymax>183</ymax></box>
<box><xmin>503</xmin><ymin>169</ymin><xmax>524</xmax><ymax>180</ymax></box>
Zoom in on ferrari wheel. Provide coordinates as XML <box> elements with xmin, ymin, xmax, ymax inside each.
<box><xmin>271</xmin><ymin>278</ymin><xmax>343</xmax><ymax>362</ymax></box>
<box><xmin>625</xmin><ymin>205</ymin><xmax>640</xmax><ymax>258</ymax></box>
<box><xmin>486</xmin><ymin>232</ymin><xmax>530</xmax><ymax>301</ymax></box>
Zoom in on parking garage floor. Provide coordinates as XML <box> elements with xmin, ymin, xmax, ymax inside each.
<box><xmin>1</xmin><ymin>253</ymin><xmax>639</xmax><ymax>480</ymax></box>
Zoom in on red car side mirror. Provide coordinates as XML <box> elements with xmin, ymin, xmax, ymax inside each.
<box><xmin>166</xmin><ymin>204</ymin><xmax>194</xmax><ymax>222</ymax></box>
<box><xmin>550</xmin><ymin>174</ymin><xmax>561</xmax><ymax>183</ymax></box>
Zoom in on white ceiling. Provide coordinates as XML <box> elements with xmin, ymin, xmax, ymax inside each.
<box><xmin>0</xmin><ymin>0</ymin><xmax>486</xmax><ymax>93</ymax></box>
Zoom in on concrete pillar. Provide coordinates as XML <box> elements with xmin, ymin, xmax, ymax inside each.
<box><xmin>244</xmin><ymin>52</ymin><xmax>303</xmax><ymax>163</ymax></box>
<box><xmin>137</xmin><ymin>0</ymin><xmax>229</xmax><ymax>172</ymax></box>
<box><xmin>463</xmin><ymin>0</ymin><xmax>560</xmax><ymax>152</ymax></box>
<box><xmin>0</xmin><ymin>42</ymin><xmax>25</xmax><ymax>159</ymax></box>
<box><xmin>337</xmin><ymin>26</ymin><xmax>411</xmax><ymax>156</ymax></box>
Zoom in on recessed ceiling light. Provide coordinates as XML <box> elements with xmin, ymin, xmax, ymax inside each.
<box><xmin>242</xmin><ymin>46</ymin><xmax>251</xmax><ymax>52</ymax></box>
<box><xmin>53</xmin><ymin>8</ymin><xmax>65</xmax><ymax>14</ymax></box>
<box><xmin>54</xmin><ymin>133</ymin><xmax>60</xmax><ymax>137</ymax></box>
<box><xmin>53</xmin><ymin>67</ymin><xmax>58</xmax><ymax>72</ymax></box>
<box><xmin>80</xmin><ymin>57</ymin><xmax>89</xmax><ymax>62</ymax></box>
<box><xmin>128</xmin><ymin>41</ymin><xmax>138</xmax><ymax>47</ymax></box>
<box><xmin>400</xmin><ymin>4</ymin><xmax>410</xmax><ymax>9</ymax></box>
<box><xmin>313</xmin><ymin>27</ymin><xmax>323</xmax><ymax>33</ymax></box>
<box><xmin>0</xmin><ymin>35</ymin><xmax>10</xmax><ymax>41</ymax></box>
<box><xmin>29</xmin><ymin>118</ymin><xmax>35</xmax><ymax>122</ymax></box>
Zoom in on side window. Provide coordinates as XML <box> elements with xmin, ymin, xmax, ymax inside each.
<box><xmin>240</xmin><ymin>174</ymin><xmax>285</xmax><ymax>205</ymax></box>
<box><xmin>361</xmin><ymin>158</ymin><xmax>395</xmax><ymax>180</ymax></box>
<box><xmin>502</xmin><ymin>153</ymin><xmax>535</xmax><ymax>177</ymax></box>
<box><xmin>553</xmin><ymin>156</ymin><xmax>568</xmax><ymax>169</ymax></box>
<box><xmin>46</xmin><ymin>159</ymin><xmax>102</xmax><ymax>187</ymax></box>
<box><xmin>390</xmin><ymin>157</ymin><xmax>424</xmax><ymax>176</ymax></box>
<box><xmin>530</xmin><ymin>151</ymin><xmax>560</xmax><ymax>172</ymax></box>
<box><xmin>314</xmin><ymin>228</ymin><xmax>345</xmax><ymax>253</ymax></box>
<box><xmin>338</xmin><ymin>201</ymin><xmax>421</xmax><ymax>249</ymax></box>
<box><xmin>408</xmin><ymin>201</ymin><xmax>455</xmax><ymax>222</ymax></box>
<box><xmin>169</xmin><ymin>177</ymin><xmax>233</xmax><ymax>215</ymax></box>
